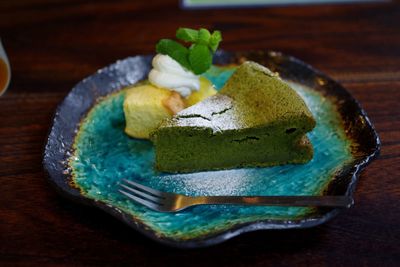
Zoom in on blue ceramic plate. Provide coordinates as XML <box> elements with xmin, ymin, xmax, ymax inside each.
<box><xmin>43</xmin><ymin>51</ymin><xmax>380</xmax><ymax>248</ymax></box>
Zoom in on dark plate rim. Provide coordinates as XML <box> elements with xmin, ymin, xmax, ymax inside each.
<box><xmin>43</xmin><ymin>50</ymin><xmax>380</xmax><ymax>248</ymax></box>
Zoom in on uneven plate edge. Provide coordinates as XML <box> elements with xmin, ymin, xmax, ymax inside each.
<box><xmin>239</xmin><ymin>51</ymin><xmax>381</xmax><ymax>198</ymax></box>
<box><xmin>42</xmin><ymin>50</ymin><xmax>380</xmax><ymax>248</ymax></box>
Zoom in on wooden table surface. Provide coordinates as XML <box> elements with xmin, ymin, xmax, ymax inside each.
<box><xmin>1</xmin><ymin>0</ymin><xmax>399</xmax><ymax>266</ymax></box>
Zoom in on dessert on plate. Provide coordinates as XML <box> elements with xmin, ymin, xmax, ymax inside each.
<box><xmin>123</xmin><ymin>27</ymin><xmax>316</xmax><ymax>173</ymax></box>
<box><xmin>124</xmin><ymin>28</ymin><xmax>220</xmax><ymax>139</ymax></box>
<box><xmin>152</xmin><ymin>61</ymin><xmax>315</xmax><ymax>172</ymax></box>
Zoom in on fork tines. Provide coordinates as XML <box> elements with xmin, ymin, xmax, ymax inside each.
<box><xmin>118</xmin><ymin>179</ymin><xmax>166</xmax><ymax>212</ymax></box>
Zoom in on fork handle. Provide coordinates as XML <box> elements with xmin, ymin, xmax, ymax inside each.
<box><xmin>190</xmin><ymin>195</ymin><xmax>353</xmax><ymax>208</ymax></box>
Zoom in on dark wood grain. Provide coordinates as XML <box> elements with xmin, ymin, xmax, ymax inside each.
<box><xmin>0</xmin><ymin>0</ymin><xmax>399</xmax><ymax>266</ymax></box>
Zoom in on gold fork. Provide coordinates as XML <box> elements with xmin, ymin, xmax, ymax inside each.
<box><xmin>118</xmin><ymin>179</ymin><xmax>354</xmax><ymax>212</ymax></box>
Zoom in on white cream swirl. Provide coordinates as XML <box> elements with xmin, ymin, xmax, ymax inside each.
<box><xmin>148</xmin><ymin>54</ymin><xmax>200</xmax><ymax>98</ymax></box>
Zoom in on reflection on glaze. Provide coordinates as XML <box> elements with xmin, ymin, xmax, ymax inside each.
<box><xmin>70</xmin><ymin>66</ymin><xmax>353</xmax><ymax>241</ymax></box>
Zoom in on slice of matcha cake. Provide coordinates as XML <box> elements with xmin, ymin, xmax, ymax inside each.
<box><xmin>151</xmin><ymin>61</ymin><xmax>316</xmax><ymax>173</ymax></box>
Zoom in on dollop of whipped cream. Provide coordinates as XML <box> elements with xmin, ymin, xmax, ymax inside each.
<box><xmin>148</xmin><ymin>54</ymin><xmax>200</xmax><ymax>98</ymax></box>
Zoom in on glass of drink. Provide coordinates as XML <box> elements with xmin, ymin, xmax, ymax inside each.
<box><xmin>0</xmin><ymin>39</ymin><xmax>11</xmax><ymax>96</ymax></box>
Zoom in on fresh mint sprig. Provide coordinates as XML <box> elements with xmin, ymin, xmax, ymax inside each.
<box><xmin>189</xmin><ymin>43</ymin><xmax>212</xmax><ymax>74</ymax></box>
<box><xmin>176</xmin><ymin>28</ymin><xmax>198</xmax><ymax>42</ymax></box>
<box><xmin>156</xmin><ymin>27</ymin><xmax>222</xmax><ymax>75</ymax></box>
<box><xmin>156</xmin><ymin>39</ymin><xmax>191</xmax><ymax>70</ymax></box>
<box><xmin>209</xmin><ymin>31</ymin><xmax>222</xmax><ymax>52</ymax></box>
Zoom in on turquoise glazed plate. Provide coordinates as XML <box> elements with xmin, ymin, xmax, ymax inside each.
<box><xmin>43</xmin><ymin>51</ymin><xmax>380</xmax><ymax>248</ymax></box>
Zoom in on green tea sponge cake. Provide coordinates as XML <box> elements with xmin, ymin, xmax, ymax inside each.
<box><xmin>151</xmin><ymin>61</ymin><xmax>316</xmax><ymax>173</ymax></box>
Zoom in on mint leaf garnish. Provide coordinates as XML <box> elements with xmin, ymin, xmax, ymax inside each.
<box><xmin>156</xmin><ymin>39</ymin><xmax>191</xmax><ymax>70</ymax></box>
<box><xmin>209</xmin><ymin>30</ymin><xmax>222</xmax><ymax>52</ymax></box>
<box><xmin>197</xmin><ymin>28</ymin><xmax>211</xmax><ymax>45</ymax></box>
<box><xmin>189</xmin><ymin>44</ymin><xmax>212</xmax><ymax>75</ymax></box>
<box><xmin>176</xmin><ymin>28</ymin><xmax>198</xmax><ymax>42</ymax></box>
<box><xmin>156</xmin><ymin>28</ymin><xmax>222</xmax><ymax>74</ymax></box>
